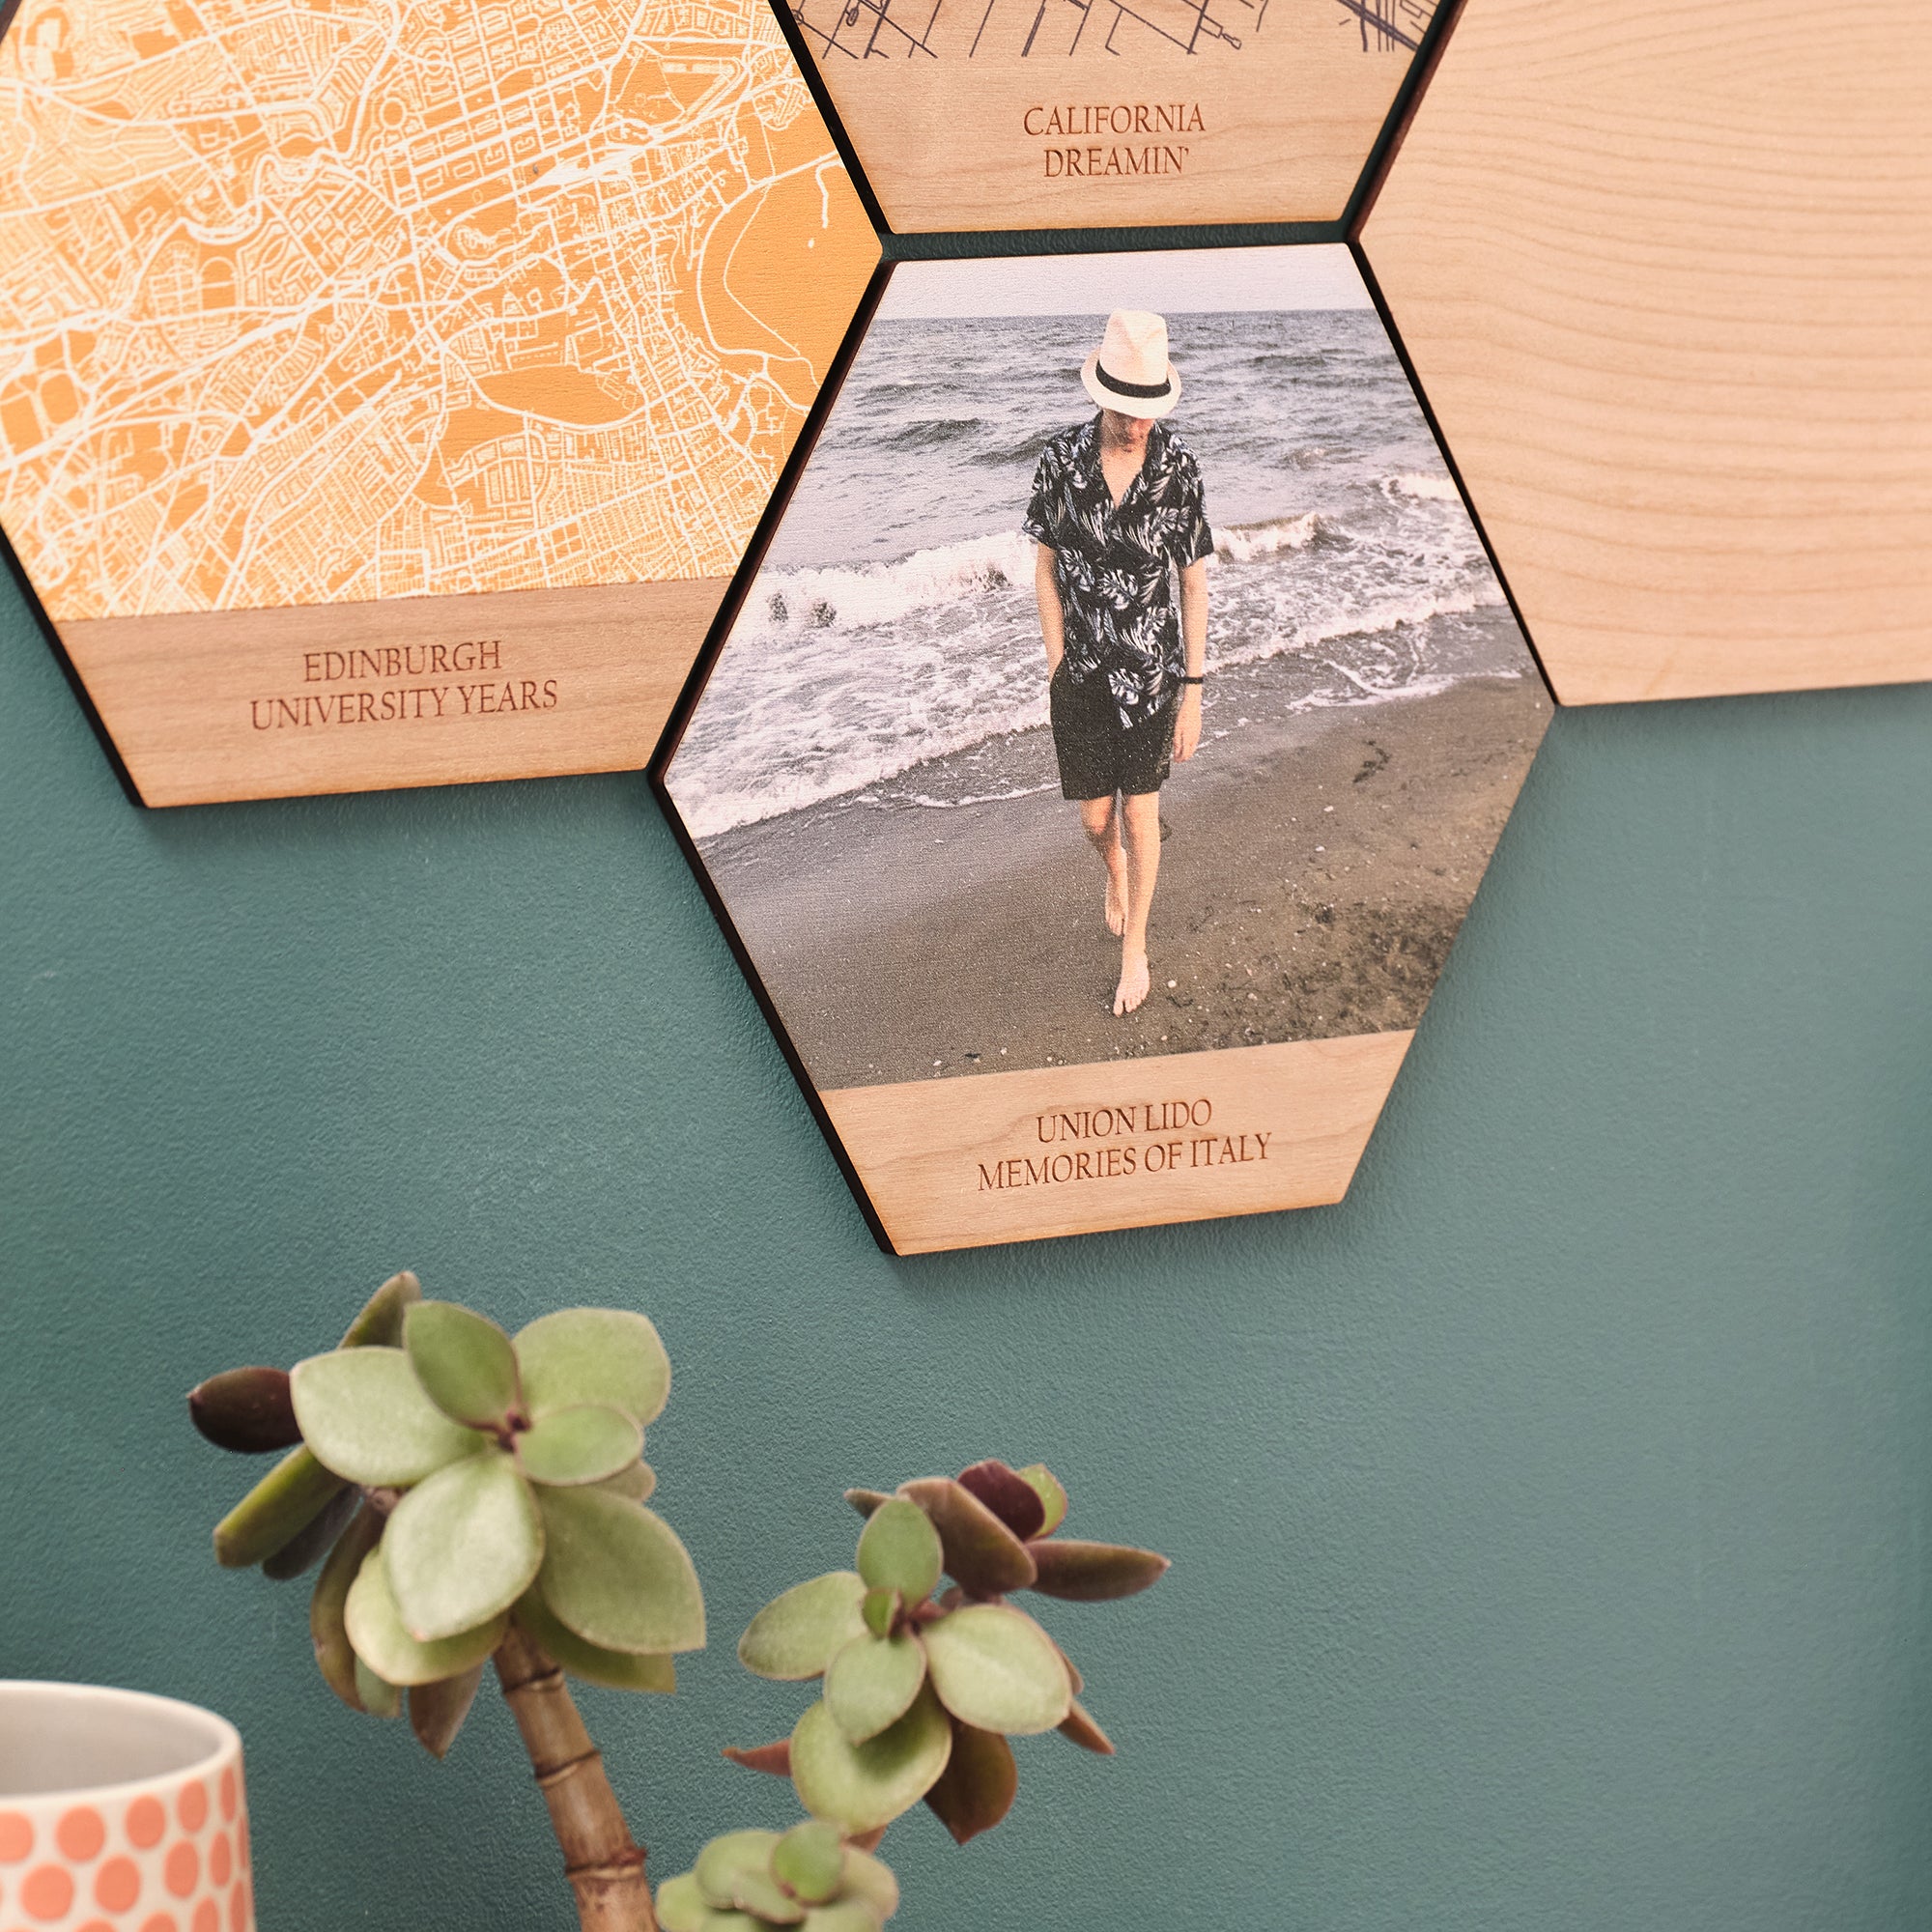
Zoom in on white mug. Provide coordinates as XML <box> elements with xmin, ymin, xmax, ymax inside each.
<box><xmin>0</xmin><ymin>1683</ymin><xmax>252</xmax><ymax>1932</ymax></box>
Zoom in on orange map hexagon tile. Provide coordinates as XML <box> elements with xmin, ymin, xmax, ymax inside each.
<box><xmin>655</xmin><ymin>243</ymin><xmax>1551</xmax><ymax>1253</ymax></box>
<box><xmin>780</xmin><ymin>0</ymin><xmax>1447</xmax><ymax>233</ymax></box>
<box><xmin>0</xmin><ymin>0</ymin><xmax>879</xmax><ymax>805</ymax></box>
<box><xmin>1358</xmin><ymin>0</ymin><xmax>1932</xmax><ymax>705</ymax></box>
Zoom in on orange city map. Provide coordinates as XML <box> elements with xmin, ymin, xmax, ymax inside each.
<box><xmin>0</xmin><ymin>0</ymin><xmax>877</xmax><ymax>802</ymax></box>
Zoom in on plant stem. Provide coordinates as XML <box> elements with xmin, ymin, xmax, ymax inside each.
<box><xmin>495</xmin><ymin>1625</ymin><xmax>658</xmax><ymax>1932</ymax></box>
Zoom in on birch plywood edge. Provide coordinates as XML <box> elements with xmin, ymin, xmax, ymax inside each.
<box><xmin>785</xmin><ymin>0</ymin><xmax>1442</xmax><ymax>232</ymax></box>
<box><xmin>1358</xmin><ymin>0</ymin><xmax>1932</xmax><ymax>704</ymax></box>
<box><xmin>822</xmin><ymin>1033</ymin><xmax>1413</xmax><ymax>1254</ymax></box>
<box><xmin>0</xmin><ymin>0</ymin><xmax>878</xmax><ymax>804</ymax></box>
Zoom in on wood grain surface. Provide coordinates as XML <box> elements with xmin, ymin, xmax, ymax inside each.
<box><xmin>806</xmin><ymin>38</ymin><xmax>1417</xmax><ymax>231</ymax></box>
<box><xmin>1360</xmin><ymin>0</ymin><xmax>1932</xmax><ymax>704</ymax></box>
<box><xmin>821</xmin><ymin>1030</ymin><xmax>1412</xmax><ymax>1253</ymax></box>
<box><xmin>61</xmin><ymin>578</ymin><xmax>726</xmax><ymax>807</ymax></box>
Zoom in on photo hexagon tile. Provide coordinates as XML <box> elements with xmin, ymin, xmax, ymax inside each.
<box><xmin>1359</xmin><ymin>0</ymin><xmax>1932</xmax><ymax>704</ymax></box>
<box><xmin>658</xmin><ymin>243</ymin><xmax>1552</xmax><ymax>1253</ymax></box>
<box><xmin>781</xmin><ymin>0</ymin><xmax>1445</xmax><ymax>232</ymax></box>
<box><xmin>0</xmin><ymin>0</ymin><xmax>879</xmax><ymax>804</ymax></box>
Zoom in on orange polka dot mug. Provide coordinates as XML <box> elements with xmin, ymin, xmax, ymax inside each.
<box><xmin>0</xmin><ymin>1684</ymin><xmax>251</xmax><ymax>1932</ymax></box>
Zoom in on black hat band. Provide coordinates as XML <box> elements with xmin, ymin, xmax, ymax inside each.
<box><xmin>1094</xmin><ymin>358</ymin><xmax>1172</xmax><ymax>401</ymax></box>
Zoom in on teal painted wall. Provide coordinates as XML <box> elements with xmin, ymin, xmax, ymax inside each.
<box><xmin>3</xmin><ymin>577</ymin><xmax>1928</xmax><ymax>1931</ymax></box>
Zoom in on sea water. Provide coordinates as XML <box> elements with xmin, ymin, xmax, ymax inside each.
<box><xmin>670</xmin><ymin>308</ymin><xmax>1536</xmax><ymax>840</ymax></box>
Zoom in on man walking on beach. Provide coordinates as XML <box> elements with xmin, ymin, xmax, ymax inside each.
<box><xmin>1026</xmin><ymin>308</ymin><xmax>1212</xmax><ymax>1016</ymax></box>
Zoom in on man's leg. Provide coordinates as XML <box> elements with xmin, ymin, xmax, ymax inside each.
<box><xmin>1079</xmin><ymin>794</ymin><xmax>1129</xmax><ymax>938</ymax></box>
<box><xmin>1114</xmin><ymin>789</ymin><xmax>1161</xmax><ymax>1014</ymax></box>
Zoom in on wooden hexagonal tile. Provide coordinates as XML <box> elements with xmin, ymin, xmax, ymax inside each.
<box><xmin>0</xmin><ymin>0</ymin><xmax>879</xmax><ymax>804</ymax></box>
<box><xmin>657</xmin><ymin>242</ymin><xmax>1551</xmax><ymax>1252</ymax></box>
<box><xmin>1360</xmin><ymin>0</ymin><xmax>1932</xmax><ymax>704</ymax></box>
<box><xmin>782</xmin><ymin>0</ymin><xmax>1449</xmax><ymax>232</ymax></box>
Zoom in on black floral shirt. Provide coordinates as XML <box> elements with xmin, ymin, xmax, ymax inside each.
<box><xmin>1024</xmin><ymin>413</ymin><xmax>1213</xmax><ymax>730</ymax></box>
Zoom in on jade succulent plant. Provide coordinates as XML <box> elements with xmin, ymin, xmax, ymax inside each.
<box><xmin>723</xmin><ymin>1461</ymin><xmax>1167</xmax><ymax>1848</ymax></box>
<box><xmin>190</xmin><ymin>1275</ymin><xmax>1169</xmax><ymax>1932</ymax></box>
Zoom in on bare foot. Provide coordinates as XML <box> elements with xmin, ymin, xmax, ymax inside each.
<box><xmin>1104</xmin><ymin>863</ymin><xmax>1127</xmax><ymax>938</ymax></box>
<box><xmin>1113</xmin><ymin>950</ymin><xmax>1151</xmax><ymax>1016</ymax></box>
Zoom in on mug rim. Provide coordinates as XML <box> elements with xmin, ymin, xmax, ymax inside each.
<box><xmin>0</xmin><ymin>1679</ymin><xmax>242</xmax><ymax>1804</ymax></box>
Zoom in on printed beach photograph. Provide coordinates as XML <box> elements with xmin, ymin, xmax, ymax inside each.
<box><xmin>662</xmin><ymin>245</ymin><xmax>1550</xmax><ymax>1092</ymax></box>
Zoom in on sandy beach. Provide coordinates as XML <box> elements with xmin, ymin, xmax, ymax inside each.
<box><xmin>695</xmin><ymin>661</ymin><xmax>1550</xmax><ymax>1091</ymax></box>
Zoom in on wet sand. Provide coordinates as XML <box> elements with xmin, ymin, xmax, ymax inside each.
<box><xmin>696</xmin><ymin>670</ymin><xmax>1550</xmax><ymax>1091</ymax></box>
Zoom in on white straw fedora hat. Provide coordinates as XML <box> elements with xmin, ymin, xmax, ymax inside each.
<box><xmin>1082</xmin><ymin>309</ymin><xmax>1181</xmax><ymax>419</ymax></box>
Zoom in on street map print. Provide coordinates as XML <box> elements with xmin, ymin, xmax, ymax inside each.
<box><xmin>0</xmin><ymin>0</ymin><xmax>874</xmax><ymax>626</ymax></box>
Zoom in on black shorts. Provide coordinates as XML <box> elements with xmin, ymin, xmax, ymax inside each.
<box><xmin>1049</xmin><ymin>665</ymin><xmax>1177</xmax><ymax>801</ymax></box>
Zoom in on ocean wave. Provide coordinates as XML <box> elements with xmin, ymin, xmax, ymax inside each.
<box><xmin>749</xmin><ymin>514</ymin><xmax>1364</xmax><ymax>639</ymax></box>
<box><xmin>883</xmin><ymin>417</ymin><xmax>985</xmax><ymax>450</ymax></box>
<box><xmin>1213</xmin><ymin>580</ymin><xmax>1507</xmax><ymax>671</ymax></box>
<box><xmin>1214</xmin><ymin>513</ymin><xmax>1324</xmax><ymax>562</ymax></box>
<box><xmin>1385</xmin><ymin>471</ymin><xmax>1461</xmax><ymax>502</ymax></box>
<box><xmin>746</xmin><ymin>529</ymin><xmax>1038</xmax><ymax>638</ymax></box>
<box><xmin>969</xmin><ymin>428</ymin><xmax>1059</xmax><ymax>468</ymax></box>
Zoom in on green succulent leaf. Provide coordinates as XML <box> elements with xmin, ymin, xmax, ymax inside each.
<box><xmin>771</xmin><ymin>1823</ymin><xmax>843</xmax><ymax>1907</ymax></box>
<box><xmin>695</xmin><ymin>1832</ymin><xmax>781</xmax><ymax>1911</ymax></box>
<box><xmin>338</xmin><ymin>1271</ymin><xmax>422</xmax><ymax>1349</ymax></box>
<box><xmin>262</xmin><ymin>1483</ymin><xmax>360</xmax><ymax>1582</ymax></box>
<box><xmin>737</xmin><ymin>1572</ymin><xmax>867</xmax><ymax>1681</ymax></box>
<box><xmin>515</xmin><ymin>1405</ymin><xmax>643</xmax><ymax>1488</ymax></box>
<box><xmin>824</xmin><ymin>1633</ymin><xmax>927</xmax><ymax>1746</ymax></box>
<box><xmin>354</xmin><ymin>1657</ymin><xmax>403</xmax><ymax>1719</ymax></box>
<box><xmin>535</xmin><ymin>1486</ymin><xmax>704</xmax><ymax>1654</ymax></box>
<box><xmin>311</xmin><ymin>1502</ymin><xmax>385</xmax><ymax>1713</ymax></box>
<box><xmin>596</xmin><ymin>1460</ymin><xmax>657</xmax><ymax>1502</ymax></box>
<box><xmin>1015</xmin><ymin>1463</ymin><xmax>1068</xmax><ymax>1536</ymax></box>
<box><xmin>514</xmin><ymin>1308</ymin><xmax>669</xmax><ymax>1425</ymax></box>
<box><xmin>856</xmin><ymin>1498</ymin><xmax>943</xmax><ymax>1604</ymax></box>
<box><xmin>512</xmin><ymin>1591</ymin><xmax>676</xmax><ymax>1694</ymax></box>
<box><xmin>732</xmin><ymin>1868</ymin><xmax>804</xmax><ymax>1925</ymax></box>
<box><xmin>896</xmin><ymin>1479</ymin><xmax>1037</xmax><ymax>1597</ymax></box>
<box><xmin>837</xmin><ymin>1849</ymin><xmax>898</xmax><ymax>1922</ymax></box>
<box><xmin>921</xmin><ymin>1605</ymin><xmax>1071</xmax><ymax>1736</ymax></box>
<box><xmin>1024</xmin><ymin>1538</ymin><xmax>1171</xmax><ymax>1602</ymax></box>
<box><xmin>790</xmin><ymin>1686</ymin><xmax>952</xmax><ymax>1833</ymax></box>
<box><xmin>656</xmin><ymin>1872</ymin><xmax>710</xmax><ymax>1932</ymax></box>
<box><xmin>803</xmin><ymin>1907</ymin><xmax>885</xmax><ymax>1932</ymax></box>
<box><xmin>384</xmin><ymin>1448</ymin><xmax>544</xmax><ymax>1640</ymax></box>
<box><xmin>213</xmin><ymin>1445</ymin><xmax>347</xmax><ymax>1569</ymax></box>
<box><xmin>291</xmin><ymin>1348</ymin><xmax>484</xmax><ymax>1487</ymax></box>
<box><xmin>860</xmin><ymin>1587</ymin><xmax>899</xmax><ymax>1640</ymax></box>
<box><xmin>1058</xmin><ymin>1698</ymin><xmax>1116</xmax><ymax>1755</ymax></box>
<box><xmin>408</xmin><ymin>1665</ymin><xmax>485</xmax><ymax>1760</ymax></box>
<box><xmin>923</xmin><ymin>1719</ymin><xmax>1018</xmax><ymax>1845</ymax></box>
<box><xmin>344</xmin><ymin>1548</ymin><xmax>507</xmax><ymax>1686</ymax></box>
<box><xmin>405</xmin><ymin>1301</ymin><xmax>523</xmax><ymax>1429</ymax></box>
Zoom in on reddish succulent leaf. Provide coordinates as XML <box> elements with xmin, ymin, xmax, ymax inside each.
<box><xmin>923</xmin><ymin>1719</ymin><xmax>1018</xmax><ymax>1845</ymax></box>
<box><xmin>957</xmin><ymin>1462</ymin><xmax>1047</xmax><ymax>1541</ymax></box>
<box><xmin>845</xmin><ymin>1488</ymin><xmax>892</xmax><ymax>1519</ymax></box>
<box><xmin>189</xmin><ymin>1367</ymin><xmax>301</xmax><ymax>1454</ymax></box>
<box><xmin>899</xmin><ymin>1479</ymin><xmax>1037</xmax><ymax>1597</ymax></box>
<box><xmin>1024</xmin><ymin>1539</ymin><xmax>1170</xmax><ymax>1602</ymax></box>
<box><xmin>722</xmin><ymin>1740</ymin><xmax>793</xmax><ymax>1776</ymax></box>
<box><xmin>1058</xmin><ymin>1700</ymin><xmax>1116</xmax><ymax>1755</ymax></box>
<box><xmin>409</xmin><ymin>1665</ymin><xmax>485</xmax><ymax>1760</ymax></box>
<box><xmin>847</xmin><ymin>1825</ymin><xmax>889</xmax><ymax>1854</ymax></box>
